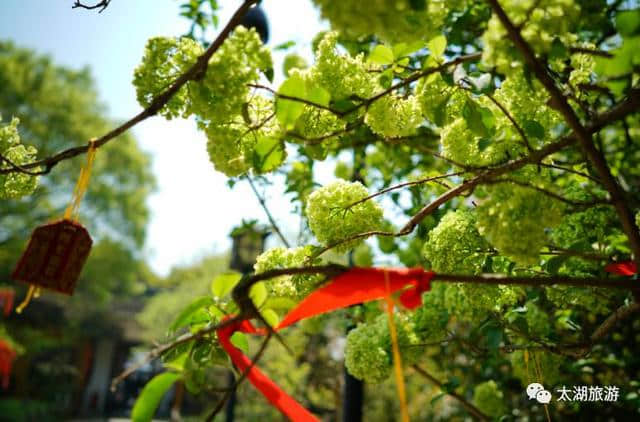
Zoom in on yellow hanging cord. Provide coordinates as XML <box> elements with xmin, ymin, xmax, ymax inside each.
<box><xmin>384</xmin><ymin>270</ymin><xmax>410</xmax><ymax>422</ymax></box>
<box><xmin>532</xmin><ymin>352</ymin><xmax>552</xmax><ymax>422</ymax></box>
<box><xmin>15</xmin><ymin>286</ymin><xmax>39</xmax><ymax>314</ymax></box>
<box><xmin>524</xmin><ymin>349</ymin><xmax>531</xmax><ymax>384</ymax></box>
<box><xmin>64</xmin><ymin>139</ymin><xmax>98</xmax><ymax>221</ymax></box>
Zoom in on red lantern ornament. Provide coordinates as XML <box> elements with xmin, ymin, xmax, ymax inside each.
<box><xmin>12</xmin><ymin>220</ymin><xmax>92</xmax><ymax>295</ymax></box>
<box><xmin>12</xmin><ymin>140</ymin><xmax>97</xmax><ymax>312</ymax></box>
<box><xmin>0</xmin><ymin>339</ymin><xmax>16</xmax><ymax>389</ymax></box>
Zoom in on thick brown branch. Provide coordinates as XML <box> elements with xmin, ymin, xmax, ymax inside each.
<box><xmin>486</xmin><ymin>0</ymin><xmax>640</xmax><ymax>281</ymax></box>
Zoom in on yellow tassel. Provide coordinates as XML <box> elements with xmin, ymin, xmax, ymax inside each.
<box><xmin>15</xmin><ymin>285</ymin><xmax>37</xmax><ymax>314</ymax></box>
<box><xmin>384</xmin><ymin>270</ymin><xmax>410</xmax><ymax>422</ymax></box>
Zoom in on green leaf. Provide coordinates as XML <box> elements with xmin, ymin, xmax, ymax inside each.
<box><xmin>253</xmin><ymin>136</ymin><xmax>285</xmax><ymax>173</ymax></box>
<box><xmin>261</xmin><ymin>308</ymin><xmax>280</xmax><ymax>327</ymax></box>
<box><xmin>163</xmin><ymin>342</ymin><xmax>193</xmax><ymax>372</ymax></box>
<box><xmin>409</xmin><ymin>0</ymin><xmax>427</xmax><ymax>11</ymax></box>
<box><xmin>442</xmin><ymin>376</ymin><xmax>460</xmax><ymax>393</ymax></box>
<box><xmin>250</xmin><ymin>281</ymin><xmax>268</xmax><ymax>308</ymax></box>
<box><xmin>545</xmin><ymin>255</ymin><xmax>567</xmax><ymax>275</ymax></box>
<box><xmin>479</xmin><ymin>106</ymin><xmax>495</xmax><ymax>131</ymax></box>
<box><xmin>276</xmin><ymin>73</ymin><xmax>306</xmax><ymax>129</ymax></box>
<box><xmin>131</xmin><ymin>372</ymin><xmax>181</xmax><ymax>422</ymax></box>
<box><xmin>549</xmin><ymin>37</ymin><xmax>568</xmax><ymax>60</ymax></box>
<box><xmin>478</xmin><ymin>138</ymin><xmax>492</xmax><ymax>152</ymax></box>
<box><xmin>274</xmin><ymin>40</ymin><xmax>296</xmax><ymax>50</ymax></box>
<box><xmin>211</xmin><ymin>272</ymin><xmax>242</xmax><ymax>298</ymax></box>
<box><xmin>369</xmin><ymin>45</ymin><xmax>395</xmax><ymax>65</ymax></box>
<box><xmin>427</xmin><ymin>35</ymin><xmax>447</xmax><ymax>59</ymax></box>
<box><xmin>484</xmin><ymin>324</ymin><xmax>503</xmax><ymax>351</ymax></box>
<box><xmin>230</xmin><ymin>332</ymin><xmax>249</xmax><ymax>354</ymax></box>
<box><xmin>264</xmin><ymin>297</ymin><xmax>298</xmax><ymax>310</ymax></box>
<box><xmin>432</xmin><ymin>95</ymin><xmax>450</xmax><ymax>127</ymax></box>
<box><xmin>393</xmin><ymin>41</ymin><xmax>424</xmax><ymax>58</ymax></box>
<box><xmin>523</xmin><ymin>119</ymin><xmax>545</xmax><ymax>140</ymax></box>
<box><xmin>616</xmin><ymin>10</ymin><xmax>640</xmax><ymax>36</ymax></box>
<box><xmin>169</xmin><ymin>296</ymin><xmax>214</xmax><ymax>333</ymax></box>
<box><xmin>462</xmin><ymin>99</ymin><xmax>488</xmax><ymax>137</ymax></box>
<box><xmin>430</xmin><ymin>392</ymin><xmax>446</xmax><ymax>405</ymax></box>
<box><xmin>264</xmin><ymin>67</ymin><xmax>274</xmax><ymax>83</ymax></box>
<box><xmin>307</xmin><ymin>85</ymin><xmax>331</xmax><ymax>107</ymax></box>
<box><xmin>379</xmin><ymin>68</ymin><xmax>394</xmax><ymax>89</ymax></box>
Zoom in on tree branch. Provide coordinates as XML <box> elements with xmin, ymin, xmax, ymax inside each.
<box><xmin>486</xmin><ymin>0</ymin><xmax>640</xmax><ymax>283</ymax></box>
<box><xmin>72</xmin><ymin>0</ymin><xmax>111</xmax><ymax>13</ymax></box>
<box><xmin>412</xmin><ymin>364</ymin><xmax>490</xmax><ymax>421</ymax></box>
<box><xmin>1</xmin><ymin>0</ymin><xmax>260</xmax><ymax>176</ymax></box>
<box><xmin>246</xmin><ymin>176</ymin><xmax>290</xmax><ymax>248</ymax></box>
<box><xmin>110</xmin><ymin>315</ymin><xmax>243</xmax><ymax>391</ymax></box>
<box><xmin>310</xmin><ymin>85</ymin><xmax>640</xmax><ymax>257</ymax></box>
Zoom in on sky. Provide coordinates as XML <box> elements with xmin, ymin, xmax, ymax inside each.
<box><xmin>0</xmin><ymin>0</ymin><xmax>329</xmax><ymax>275</ymax></box>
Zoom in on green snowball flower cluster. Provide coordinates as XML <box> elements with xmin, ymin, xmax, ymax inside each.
<box><xmin>311</xmin><ymin>0</ymin><xmax>453</xmax><ymax>43</ymax></box>
<box><xmin>204</xmin><ymin>94</ymin><xmax>281</xmax><ymax>176</ymax></box>
<box><xmin>476</xmin><ymin>181</ymin><xmax>564</xmax><ymax>265</ymax></box>
<box><xmin>133</xmin><ymin>27</ymin><xmax>275</xmax><ymax>177</ymax></box>
<box><xmin>472</xmin><ymin>381</ymin><xmax>508</xmax><ymax>418</ymax></box>
<box><xmin>410</xmin><ymin>283</ymin><xmax>450</xmax><ymax>340</ymax></box>
<box><xmin>282</xmin><ymin>53</ymin><xmax>308</xmax><ymax>77</ymax></box>
<box><xmin>523</xmin><ymin>300</ymin><xmax>552</xmax><ymax>338</ymax></box>
<box><xmin>253</xmin><ymin>246</ymin><xmax>322</xmax><ymax>300</ymax></box>
<box><xmin>423</xmin><ymin>209</ymin><xmax>486</xmax><ymax>273</ymax></box>
<box><xmin>295</xmin><ymin>104</ymin><xmax>345</xmax><ymax>141</ymax></box>
<box><xmin>133</xmin><ymin>36</ymin><xmax>203</xmax><ymax>119</ymax></box>
<box><xmin>365</xmin><ymin>94</ymin><xmax>422</xmax><ymax>138</ymax></box>
<box><xmin>439</xmin><ymin>116</ymin><xmax>521</xmax><ymax>167</ymax></box>
<box><xmin>190</xmin><ymin>26</ymin><xmax>272</xmax><ymax>124</ymax></box>
<box><xmin>416</xmin><ymin>73</ymin><xmax>466</xmax><ymax>127</ymax></box>
<box><xmin>482</xmin><ymin>0</ymin><xmax>579</xmax><ymax>73</ymax></box>
<box><xmin>545</xmin><ymin>285</ymin><xmax>617</xmax><ymax>316</ymax></box>
<box><xmin>492</xmin><ymin>70</ymin><xmax>561</xmax><ymax>143</ymax></box>
<box><xmin>0</xmin><ymin>117</ymin><xmax>38</xmax><ymax>199</ymax></box>
<box><xmin>311</xmin><ymin>32</ymin><xmax>378</xmax><ymax>101</ymax></box>
<box><xmin>306</xmin><ymin>180</ymin><xmax>384</xmax><ymax>252</ymax></box>
<box><xmin>345</xmin><ymin>313</ymin><xmax>420</xmax><ymax>383</ymax></box>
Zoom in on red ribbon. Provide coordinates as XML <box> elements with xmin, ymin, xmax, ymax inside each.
<box><xmin>605</xmin><ymin>261</ymin><xmax>638</xmax><ymax>276</ymax></box>
<box><xmin>0</xmin><ymin>288</ymin><xmax>14</xmax><ymax>316</ymax></box>
<box><xmin>216</xmin><ymin>267</ymin><xmax>434</xmax><ymax>421</ymax></box>
<box><xmin>0</xmin><ymin>339</ymin><xmax>16</xmax><ymax>389</ymax></box>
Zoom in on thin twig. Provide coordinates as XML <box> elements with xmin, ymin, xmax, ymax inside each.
<box><xmin>72</xmin><ymin>0</ymin><xmax>111</xmax><ymax>12</ymax></box>
<box><xmin>539</xmin><ymin>162</ymin><xmax>601</xmax><ymax>184</ymax></box>
<box><xmin>205</xmin><ymin>332</ymin><xmax>274</xmax><ymax>422</ymax></box>
<box><xmin>412</xmin><ymin>364</ymin><xmax>490</xmax><ymax>421</ymax></box>
<box><xmin>483</xmin><ymin>178</ymin><xmax>611</xmax><ymax>208</ymax></box>
<box><xmin>246</xmin><ymin>176</ymin><xmax>290</xmax><ymax>247</ymax></box>
<box><xmin>343</xmin><ymin>171</ymin><xmax>465</xmax><ymax>211</ymax></box>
